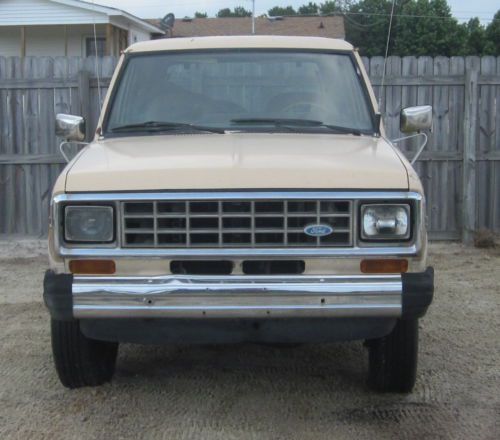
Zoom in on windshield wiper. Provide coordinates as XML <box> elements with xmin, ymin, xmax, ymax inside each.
<box><xmin>110</xmin><ymin>121</ymin><xmax>225</xmax><ymax>134</ymax></box>
<box><xmin>231</xmin><ymin>118</ymin><xmax>362</xmax><ymax>135</ymax></box>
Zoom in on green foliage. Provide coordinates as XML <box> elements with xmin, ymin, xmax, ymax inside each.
<box><xmin>217</xmin><ymin>7</ymin><xmax>252</xmax><ymax>18</ymax></box>
<box><xmin>298</xmin><ymin>2</ymin><xmax>320</xmax><ymax>15</ymax></box>
<box><xmin>392</xmin><ymin>0</ymin><xmax>466</xmax><ymax>56</ymax></box>
<box><xmin>463</xmin><ymin>18</ymin><xmax>489</xmax><ymax>55</ymax></box>
<box><xmin>212</xmin><ymin>1</ymin><xmax>499</xmax><ymax>56</ymax></box>
<box><xmin>194</xmin><ymin>11</ymin><xmax>208</xmax><ymax>18</ymax></box>
<box><xmin>269</xmin><ymin>2</ymin><xmax>350</xmax><ymax>17</ymax></box>
<box><xmin>344</xmin><ymin>0</ymin><xmax>393</xmax><ymax>57</ymax></box>
<box><xmin>217</xmin><ymin>8</ymin><xmax>230</xmax><ymax>17</ymax></box>
<box><xmin>268</xmin><ymin>6</ymin><xmax>297</xmax><ymax>16</ymax></box>
<box><xmin>342</xmin><ymin>0</ymin><xmax>499</xmax><ymax>56</ymax></box>
<box><xmin>485</xmin><ymin>10</ymin><xmax>500</xmax><ymax>55</ymax></box>
<box><xmin>320</xmin><ymin>1</ymin><xmax>341</xmax><ymax>14</ymax></box>
<box><xmin>234</xmin><ymin>6</ymin><xmax>253</xmax><ymax>17</ymax></box>
<box><xmin>216</xmin><ymin>8</ymin><xmax>232</xmax><ymax>18</ymax></box>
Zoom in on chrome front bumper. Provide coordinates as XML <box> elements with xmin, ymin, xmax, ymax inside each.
<box><xmin>71</xmin><ymin>274</ymin><xmax>403</xmax><ymax>319</ymax></box>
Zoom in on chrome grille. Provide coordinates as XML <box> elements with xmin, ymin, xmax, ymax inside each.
<box><xmin>121</xmin><ymin>200</ymin><xmax>353</xmax><ymax>248</ymax></box>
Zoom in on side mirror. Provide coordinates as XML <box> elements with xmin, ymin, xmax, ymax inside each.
<box><xmin>55</xmin><ymin>114</ymin><xmax>86</xmax><ymax>142</ymax></box>
<box><xmin>400</xmin><ymin>105</ymin><xmax>432</xmax><ymax>133</ymax></box>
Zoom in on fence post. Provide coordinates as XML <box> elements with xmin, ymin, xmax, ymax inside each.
<box><xmin>462</xmin><ymin>57</ymin><xmax>479</xmax><ymax>244</ymax></box>
<box><xmin>77</xmin><ymin>70</ymin><xmax>91</xmax><ymax>140</ymax></box>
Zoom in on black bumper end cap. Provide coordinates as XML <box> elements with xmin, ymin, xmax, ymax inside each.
<box><xmin>401</xmin><ymin>266</ymin><xmax>434</xmax><ymax>319</ymax></box>
<box><xmin>43</xmin><ymin>270</ymin><xmax>74</xmax><ymax>321</ymax></box>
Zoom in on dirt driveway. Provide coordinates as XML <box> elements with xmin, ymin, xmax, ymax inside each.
<box><xmin>0</xmin><ymin>241</ymin><xmax>498</xmax><ymax>440</ymax></box>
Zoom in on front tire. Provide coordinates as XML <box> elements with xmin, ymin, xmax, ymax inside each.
<box><xmin>367</xmin><ymin>319</ymin><xmax>418</xmax><ymax>393</ymax></box>
<box><xmin>51</xmin><ymin>319</ymin><xmax>118</xmax><ymax>389</ymax></box>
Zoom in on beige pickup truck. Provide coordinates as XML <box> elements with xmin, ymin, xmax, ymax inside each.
<box><xmin>44</xmin><ymin>36</ymin><xmax>434</xmax><ymax>392</ymax></box>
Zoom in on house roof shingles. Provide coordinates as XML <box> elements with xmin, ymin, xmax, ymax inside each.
<box><xmin>148</xmin><ymin>16</ymin><xmax>345</xmax><ymax>39</ymax></box>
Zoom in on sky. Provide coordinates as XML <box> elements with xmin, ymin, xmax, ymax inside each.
<box><xmin>93</xmin><ymin>0</ymin><xmax>499</xmax><ymax>22</ymax></box>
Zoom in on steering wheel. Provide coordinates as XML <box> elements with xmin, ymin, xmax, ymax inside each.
<box><xmin>281</xmin><ymin>101</ymin><xmax>329</xmax><ymax>117</ymax></box>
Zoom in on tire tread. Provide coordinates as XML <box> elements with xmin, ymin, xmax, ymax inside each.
<box><xmin>368</xmin><ymin>319</ymin><xmax>418</xmax><ymax>393</ymax></box>
<box><xmin>51</xmin><ymin>319</ymin><xmax>118</xmax><ymax>389</ymax></box>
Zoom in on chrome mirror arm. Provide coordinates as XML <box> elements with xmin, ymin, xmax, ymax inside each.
<box><xmin>391</xmin><ymin>132</ymin><xmax>428</xmax><ymax>165</ymax></box>
<box><xmin>59</xmin><ymin>141</ymin><xmax>89</xmax><ymax>163</ymax></box>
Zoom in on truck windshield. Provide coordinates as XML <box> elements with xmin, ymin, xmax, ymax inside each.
<box><xmin>105</xmin><ymin>51</ymin><xmax>375</xmax><ymax>135</ymax></box>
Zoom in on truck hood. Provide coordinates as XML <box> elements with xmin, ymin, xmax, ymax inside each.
<box><xmin>65</xmin><ymin>133</ymin><xmax>409</xmax><ymax>192</ymax></box>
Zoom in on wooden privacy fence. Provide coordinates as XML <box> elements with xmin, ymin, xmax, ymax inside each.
<box><xmin>362</xmin><ymin>56</ymin><xmax>500</xmax><ymax>242</ymax></box>
<box><xmin>0</xmin><ymin>55</ymin><xmax>499</xmax><ymax>240</ymax></box>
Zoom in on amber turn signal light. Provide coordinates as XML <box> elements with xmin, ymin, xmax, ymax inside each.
<box><xmin>360</xmin><ymin>259</ymin><xmax>408</xmax><ymax>274</ymax></box>
<box><xmin>69</xmin><ymin>260</ymin><xmax>116</xmax><ymax>275</ymax></box>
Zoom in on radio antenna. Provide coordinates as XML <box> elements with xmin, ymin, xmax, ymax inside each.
<box><xmin>252</xmin><ymin>0</ymin><xmax>256</xmax><ymax>34</ymax></box>
<box><xmin>378</xmin><ymin>0</ymin><xmax>396</xmax><ymax>111</ymax></box>
<box><xmin>91</xmin><ymin>0</ymin><xmax>103</xmax><ymax>109</ymax></box>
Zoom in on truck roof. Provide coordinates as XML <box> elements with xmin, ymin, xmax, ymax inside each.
<box><xmin>125</xmin><ymin>36</ymin><xmax>354</xmax><ymax>54</ymax></box>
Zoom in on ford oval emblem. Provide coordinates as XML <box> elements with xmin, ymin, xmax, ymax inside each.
<box><xmin>304</xmin><ymin>224</ymin><xmax>334</xmax><ymax>237</ymax></box>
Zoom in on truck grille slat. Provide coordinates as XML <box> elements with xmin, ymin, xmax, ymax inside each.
<box><xmin>122</xmin><ymin>199</ymin><xmax>353</xmax><ymax>248</ymax></box>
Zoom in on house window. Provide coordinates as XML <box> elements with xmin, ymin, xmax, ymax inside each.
<box><xmin>86</xmin><ymin>37</ymin><xmax>106</xmax><ymax>57</ymax></box>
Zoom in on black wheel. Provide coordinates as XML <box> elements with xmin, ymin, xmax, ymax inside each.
<box><xmin>51</xmin><ymin>319</ymin><xmax>118</xmax><ymax>389</ymax></box>
<box><xmin>367</xmin><ymin>319</ymin><xmax>418</xmax><ymax>393</ymax></box>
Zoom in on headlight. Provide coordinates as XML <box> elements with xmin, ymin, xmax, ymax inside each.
<box><xmin>361</xmin><ymin>204</ymin><xmax>410</xmax><ymax>240</ymax></box>
<box><xmin>64</xmin><ymin>206</ymin><xmax>114</xmax><ymax>243</ymax></box>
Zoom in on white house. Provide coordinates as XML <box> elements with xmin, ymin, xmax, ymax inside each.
<box><xmin>0</xmin><ymin>0</ymin><xmax>164</xmax><ymax>57</ymax></box>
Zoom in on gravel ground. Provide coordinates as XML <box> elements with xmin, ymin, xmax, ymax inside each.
<box><xmin>0</xmin><ymin>240</ymin><xmax>498</xmax><ymax>440</ymax></box>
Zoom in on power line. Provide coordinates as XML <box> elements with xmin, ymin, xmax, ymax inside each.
<box><xmin>269</xmin><ymin>12</ymin><xmax>499</xmax><ymax>25</ymax></box>
<box><xmin>100</xmin><ymin>0</ymin><xmax>499</xmax><ymax>21</ymax></box>
<box><xmin>342</xmin><ymin>13</ymin><xmax>386</xmax><ymax>28</ymax></box>
<box><xmin>340</xmin><ymin>10</ymin><xmax>499</xmax><ymax>22</ymax></box>
<box><xmin>291</xmin><ymin>11</ymin><xmax>499</xmax><ymax>23</ymax></box>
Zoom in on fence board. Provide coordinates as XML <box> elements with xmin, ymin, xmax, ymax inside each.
<box><xmin>449</xmin><ymin>57</ymin><xmax>466</xmax><ymax>234</ymax></box>
<box><xmin>463</xmin><ymin>57</ymin><xmax>481</xmax><ymax>243</ymax></box>
<box><xmin>495</xmin><ymin>59</ymin><xmax>500</xmax><ymax>230</ymax></box>
<box><xmin>0</xmin><ymin>55</ymin><xmax>499</xmax><ymax>238</ymax></box>
<box><xmin>434</xmin><ymin>57</ymin><xmax>450</xmax><ymax>232</ymax></box>
<box><xmin>0</xmin><ymin>57</ymin><xmax>8</xmax><ymax>233</ymax></box>
<box><xmin>482</xmin><ymin>57</ymin><xmax>500</xmax><ymax>232</ymax></box>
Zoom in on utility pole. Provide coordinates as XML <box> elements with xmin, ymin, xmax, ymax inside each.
<box><xmin>252</xmin><ymin>0</ymin><xmax>256</xmax><ymax>34</ymax></box>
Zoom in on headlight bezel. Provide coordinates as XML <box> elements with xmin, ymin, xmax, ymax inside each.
<box><xmin>63</xmin><ymin>204</ymin><xmax>116</xmax><ymax>245</ymax></box>
<box><xmin>359</xmin><ymin>202</ymin><xmax>413</xmax><ymax>243</ymax></box>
